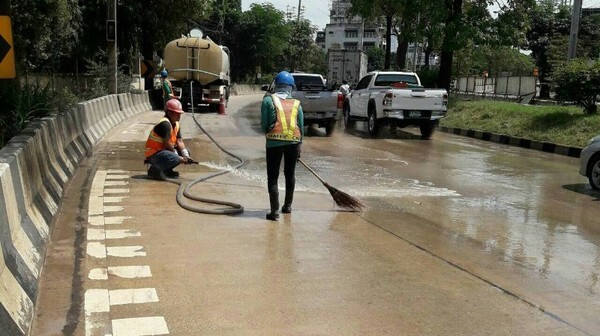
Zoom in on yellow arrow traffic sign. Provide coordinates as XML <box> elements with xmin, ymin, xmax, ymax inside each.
<box><xmin>0</xmin><ymin>16</ymin><xmax>15</xmax><ymax>79</ymax></box>
<box><xmin>141</xmin><ymin>60</ymin><xmax>155</xmax><ymax>78</ymax></box>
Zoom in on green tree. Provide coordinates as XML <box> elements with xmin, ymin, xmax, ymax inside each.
<box><xmin>11</xmin><ymin>0</ymin><xmax>81</xmax><ymax>73</ymax></box>
<box><xmin>236</xmin><ymin>4</ymin><xmax>289</xmax><ymax>82</ymax></box>
<box><xmin>578</xmin><ymin>13</ymin><xmax>600</xmax><ymax>60</ymax></box>
<box><xmin>284</xmin><ymin>19</ymin><xmax>320</xmax><ymax>72</ymax></box>
<box><xmin>524</xmin><ymin>0</ymin><xmax>570</xmax><ymax>97</ymax></box>
<box><xmin>552</xmin><ymin>59</ymin><xmax>600</xmax><ymax>114</ymax></box>
<box><xmin>366</xmin><ymin>47</ymin><xmax>385</xmax><ymax>71</ymax></box>
<box><xmin>454</xmin><ymin>45</ymin><xmax>534</xmax><ymax>76</ymax></box>
<box><xmin>350</xmin><ymin>0</ymin><xmax>403</xmax><ymax>69</ymax></box>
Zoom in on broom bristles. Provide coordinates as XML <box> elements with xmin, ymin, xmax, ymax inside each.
<box><xmin>324</xmin><ymin>182</ymin><xmax>365</xmax><ymax>211</ymax></box>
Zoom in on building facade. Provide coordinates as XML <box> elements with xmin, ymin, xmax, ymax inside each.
<box><xmin>322</xmin><ymin>0</ymin><xmax>386</xmax><ymax>52</ymax></box>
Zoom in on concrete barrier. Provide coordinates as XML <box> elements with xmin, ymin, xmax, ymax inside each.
<box><xmin>230</xmin><ymin>84</ymin><xmax>263</xmax><ymax>96</ymax></box>
<box><xmin>0</xmin><ymin>91</ymin><xmax>153</xmax><ymax>335</ymax></box>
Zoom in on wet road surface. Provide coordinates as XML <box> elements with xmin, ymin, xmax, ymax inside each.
<box><xmin>31</xmin><ymin>94</ymin><xmax>600</xmax><ymax>335</ymax></box>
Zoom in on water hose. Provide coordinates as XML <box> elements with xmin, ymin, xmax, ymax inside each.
<box><xmin>163</xmin><ymin>105</ymin><xmax>244</xmax><ymax>215</ymax></box>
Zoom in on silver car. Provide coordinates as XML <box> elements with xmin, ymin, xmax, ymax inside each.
<box><xmin>579</xmin><ymin>135</ymin><xmax>600</xmax><ymax>190</ymax></box>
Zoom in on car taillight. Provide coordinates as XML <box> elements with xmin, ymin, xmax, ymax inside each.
<box><xmin>383</xmin><ymin>91</ymin><xmax>393</xmax><ymax>106</ymax></box>
<box><xmin>337</xmin><ymin>93</ymin><xmax>344</xmax><ymax>109</ymax></box>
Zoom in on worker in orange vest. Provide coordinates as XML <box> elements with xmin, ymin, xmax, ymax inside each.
<box><xmin>261</xmin><ymin>71</ymin><xmax>304</xmax><ymax>221</ymax></box>
<box><xmin>145</xmin><ymin>99</ymin><xmax>193</xmax><ymax>180</ymax></box>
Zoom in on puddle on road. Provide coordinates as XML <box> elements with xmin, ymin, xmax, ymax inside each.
<box><xmin>198</xmin><ymin>156</ymin><xmax>460</xmax><ymax>198</ymax></box>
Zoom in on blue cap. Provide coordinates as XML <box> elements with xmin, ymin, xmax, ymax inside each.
<box><xmin>160</xmin><ymin>70</ymin><xmax>168</xmax><ymax>78</ymax></box>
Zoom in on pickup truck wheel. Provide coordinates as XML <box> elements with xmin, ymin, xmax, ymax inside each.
<box><xmin>587</xmin><ymin>155</ymin><xmax>600</xmax><ymax>191</ymax></box>
<box><xmin>325</xmin><ymin>119</ymin><xmax>335</xmax><ymax>136</ymax></box>
<box><xmin>420</xmin><ymin>121</ymin><xmax>438</xmax><ymax>139</ymax></box>
<box><xmin>367</xmin><ymin>111</ymin><xmax>380</xmax><ymax>137</ymax></box>
<box><xmin>344</xmin><ymin>106</ymin><xmax>355</xmax><ymax>130</ymax></box>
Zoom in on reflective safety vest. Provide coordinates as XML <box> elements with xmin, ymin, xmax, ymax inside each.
<box><xmin>145</xmin><ymin>117</ymin><xmax>180</xmax><ymax>158</ymax></box>
<box><xmin>265</xmin><ymin>95</ymin><xmax>302</xmax><ymax>142</ymax></box>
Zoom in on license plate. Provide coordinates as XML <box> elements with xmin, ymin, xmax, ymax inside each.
<box><xmin>408</xmin><ymin>111</ymin><xmax>422</xmax><ymax>117</ymax></box>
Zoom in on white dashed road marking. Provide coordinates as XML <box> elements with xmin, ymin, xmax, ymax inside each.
<box><xmin>109</xmin><ymin>288</ymin><xmax>159</xmax><ymax>305</ymax></box>
<box><xmin>111</xmin><ymin>317</ymin><xmax>169</xmax><ymax>336</ymax></box>
<box><xmin>85</xmin><ymin>170</ymin><xmax>169</xmax><ymax>335</ymax></box>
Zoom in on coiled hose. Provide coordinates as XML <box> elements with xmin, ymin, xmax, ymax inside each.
<box><xmin>165</xmin><ymin>110</ymin><xmax>244</xmax><ymax>215</ymax></box>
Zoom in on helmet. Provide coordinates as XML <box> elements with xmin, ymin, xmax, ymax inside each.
<box><xmin>160</xmin><ymin>70</ymin><xmax>168</xmax><ymax>78</ymax></box>
<box><xmin>274</xmin><ymin>71</ymin><xmax>294</xmax><ymax>86</ymax></box>
<box><xmin>165</xmin><ymin>99</ymin><xmax>184</xmax><ymax>113</ymax></box>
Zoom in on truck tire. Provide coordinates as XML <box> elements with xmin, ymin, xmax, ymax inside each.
<box><xmin>209</xmin><ymin>103</ymin><xmax>218</xmax><ymax>112</ymax></box>
<box><xmin>325</xmin><ymin>119</ymin><xmax>335</xmax><ymax>136</ymax></box>
<box><xmin>420</xmin><ymin>121</ymin><xmax>438</xmax><ymax>139</ymax></box>
<box><xmin>367</xmin><ymin>109</ymin><xmax>380</xmax><ymax>137</ymax></box>
<box><xmin>344</xmin><ymin>105</ymin><xmax>355</xmax><ymax>130</ymax></box>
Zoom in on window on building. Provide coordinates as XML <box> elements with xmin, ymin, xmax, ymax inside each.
<box><xmin>345</xmin><ymin>30</ymin><xmax>358</xmax><ymax>38</ymax></box>
<box><xmin>363</xmin><ymin>31</ymin><xmax>375</xmax><ymax>38</ymax></box>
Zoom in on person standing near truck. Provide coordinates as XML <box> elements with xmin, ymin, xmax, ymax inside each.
<box><xmin>339</xmin><ymin>80</ymin><xmax>350</xmax><ymax>96</ymax></box>
<box><xmin>161</xmin><ymin>70</ymin><xmax>178</xmax><ymax>110</ymax></box>
<box><xmin>261</xmin><ymin>71</ymin><xmax>304</xmax><ymax>221</ymax></box>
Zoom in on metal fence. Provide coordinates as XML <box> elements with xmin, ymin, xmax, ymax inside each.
<box><xmin>453</xmin><ymin>76</ymin><xmax>537</xmax><ymax>103</ymax></box>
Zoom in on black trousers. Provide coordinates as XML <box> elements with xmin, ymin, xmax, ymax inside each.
<box><xmin>266</xmin><ymin>144</ymin><xmax>300</xmax><ymax>195</ymax></box>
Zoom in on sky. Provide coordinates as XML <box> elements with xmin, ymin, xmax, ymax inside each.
<box><xmin>242</xmin><ymin>0</ymin><xmax>600</xmax><ymax>32</ymax></box>
<box><xmin>241</xmin><ymin>0</ymin><xmax>331</xmax><ymax>30</ymax></box>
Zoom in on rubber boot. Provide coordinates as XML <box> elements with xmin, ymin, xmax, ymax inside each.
<box><xmin>281</xmin><ymin>190</ymin><xmax>293</xmax><ymax>214</ymax></box>
<box><xmin>266</xmin><ymin>192</ymin><xmax>279</xmax><ymax>221</ymax></box>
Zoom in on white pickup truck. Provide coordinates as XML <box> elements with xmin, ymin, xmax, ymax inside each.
<box><xmin>344</xmin><ymin>71</ymin><xmax>448</xmax><ymax>139</ymax></box>
<box><xmin>263</xmin><ymin>73</ymin><xmax>343</xmax><ymax>136</ymax></box>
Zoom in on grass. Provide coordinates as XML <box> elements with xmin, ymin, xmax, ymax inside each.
<box><xmin>440</xmin><ymin>97</ymin><xmax>600</xmax><ymax>148</ymax></box>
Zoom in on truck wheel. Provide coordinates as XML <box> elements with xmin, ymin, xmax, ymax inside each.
<box><xmin>344</xmin><ymin>105</ymin><xmax>355</xmax><ymax>130</ymax></box>
<box><xmin>209</xmin><ymin>104</ymin><xmax>218</xmax><ymax>112</ymax></box>
<box><xmin>420</xmin><ymin>121</ymin><xmax>438</xmax><ymax>139</ymax></box>
<box><xmin>325</xmin><ymin>119</ymin><xmax>335</xmax><ymax>136</ymax></box>
<box><xmin>367</xmin><ymin>110</ymin><xmax>380</xmax><ymax>137</ymax></box>
<box><xmin>587</xmin><ymin>154</ymin><xmax>600</xmax><ymax>191</ymax></box>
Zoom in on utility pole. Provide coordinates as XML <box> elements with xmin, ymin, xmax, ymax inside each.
<box><xmin>107</xmin><ymin>0</ymin><xmax>117</xmax><ymax>94</ymax></box>
<box><xmin>297</xmin><ymin>0</ymin><xmax>302</xmax><ymax>21</ymax></box>
<box><xmin>567</xmin><ymin>0</ymin><xmax>582</xmax><ymax>60</ymax></box>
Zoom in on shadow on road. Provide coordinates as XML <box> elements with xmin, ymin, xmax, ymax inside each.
<box><xmin>341</xmin><ymin>122</ymin><xmax>426</xmax><ymax>140</ymax></box>
<box><xmin>563</xmin><ymin>183</ymin><xmax>600</xmax><ymax>200</ymax></box>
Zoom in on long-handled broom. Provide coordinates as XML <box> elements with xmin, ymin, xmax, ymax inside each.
<box><xmin>298</xmin><ymin>159</ymin><xmax>364</xmax><ymax>211</ymax></box>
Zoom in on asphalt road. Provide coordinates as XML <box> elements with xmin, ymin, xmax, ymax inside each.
<box><xmin>31</xmin><ymin>94</ymin><xmax>600</xmax><ymax>335</ymax></box>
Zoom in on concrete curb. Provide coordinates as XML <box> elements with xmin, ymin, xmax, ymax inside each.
<box><xmin>0</xmin><ymin>92</ymin><xmax>152</xmax><ymax>335</ymax></box>
<box><xmin>439</xmin><ymin>126</ymin><xmax>582</xmax><ymax>158</ymax></box>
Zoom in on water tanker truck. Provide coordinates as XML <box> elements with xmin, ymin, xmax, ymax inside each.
<box><xmin>164</xmin><ymin>29</ymin><xmax>230</xmax><ymax>112</ymax></box>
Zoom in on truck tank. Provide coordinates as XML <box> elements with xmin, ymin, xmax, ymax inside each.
<box><xmin>164</xmin><ymin>32</ymin><xmax>230</xmax><ymax>86</ymax></box>
<box><xmin>163</xmin><ymin>29</ymin><xmax>230</xmax><ymax>112</ymax></box>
